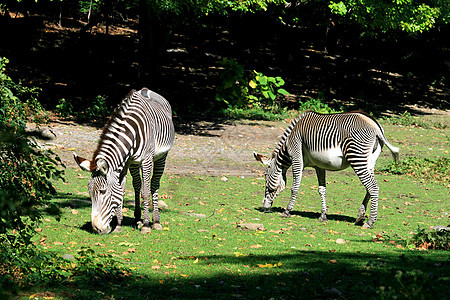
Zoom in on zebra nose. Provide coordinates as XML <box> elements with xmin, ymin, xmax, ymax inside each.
<box><xmin>92</xmin><ymin>215</ymin><xmax>110</xmax><ymax>234</ymax></box>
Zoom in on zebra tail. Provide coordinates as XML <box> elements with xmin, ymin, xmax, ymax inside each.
<box><xmin>381</xmin><ymin>136</ymin><xmax>400</xmax><ymax>163</ymax></box>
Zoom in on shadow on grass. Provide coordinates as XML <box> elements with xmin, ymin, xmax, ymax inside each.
<box><xmin>256</xmin><ymin>206</ymin><xmax>357</xmax><ymax>223</ymax></box>
<box><xmin>3</xmin><ymin>248</ymin><xmax>448</xmax><ymax>299</ymax></box>
<box><xmin>52</xmin><ymin>192</ymin><xmax>92</xmax><ymax>209</ymax></box>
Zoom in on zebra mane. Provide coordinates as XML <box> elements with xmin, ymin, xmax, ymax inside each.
<box><xmin>272</xmin><ymin>111</ymin><xmax>310</xmax><ymax>158</ymax></box>
<box><xmin>91</xmin><ymin>89</ymin><xmax>135</xmax><ymax>167</ymax></box>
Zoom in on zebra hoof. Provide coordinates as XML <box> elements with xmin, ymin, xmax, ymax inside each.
<box><xmin>361</xmin><ymin>223</ymin><xmax>373</xmax><ymax>229</ymax></box>
<box><xmin>152</xmin><ymin>223</ymin><xmax>163</xmax><ymax>231</ymax></box>
<box><xmin>113</xmin><ymin>226</ymin><xmax>123</xmax><ymax>233</ymax></box>
<box><xmin>281</xmin><ymin>211</ymin><xmax>291</xmax><ymax>218</ymax></box>
<box><xmin>318</xmin><ymin>216</ymin><xmax>328</xmax><ymax>222</ymax></box>
<box><xmin>355</xmin><ymin>216</ymin><xmax>365</xmax><ymax>226</ymax></box>
<box><xmin>141</xmin><ymin>226</ymin><xmax>151</xmax><ymax>234</ymax></box>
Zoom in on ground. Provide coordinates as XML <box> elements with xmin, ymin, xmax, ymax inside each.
<box><xmin>30</xmin><ymin>105</ymin><xmax>449</xmax><ymax>179</ymax></box>
<box><xmin>31</xmin><ymin>118</ymin><xmax>287</xmax><ymax>176</ymax></box>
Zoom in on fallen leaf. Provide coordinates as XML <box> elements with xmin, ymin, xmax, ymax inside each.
<box><xmin>329</xmin><ymin>259</ymin><xmax>337</xmax><ymax>264</ymax></box>
<box><xmin>151</xmin><ymin>265</ymin><xmax>161</xmax><ymax>270</ymax></box>
<box><xmin>250</xmin><ymin>244</ymin><xmax>263</xmax><ymax>249</ymax></box>
<box><xmin>54</xmin><ymin>241</ymin><xmax>64</xmax><ymax>245</ymax></box>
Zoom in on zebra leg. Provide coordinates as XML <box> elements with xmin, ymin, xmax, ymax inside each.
<box><xmin>140</xmin><ymin>159</ymin><xmax>153</xmax><ymax>234</ymax></box>
<box><xmin>353</xmin><ymin>168</ymin><xmax>379</xmax><ymax>229</ymax></box>
<box><xmin>130</xmin><ymin>164</ymin><xmax>142</xmax><ymax>227</ymax></box>
<box><xmin>283</xmin><ymin>161</ymin><xmax>303</xmax><ymax>217</ymax></box>
<box><xmin>113</xmin><ymin>203</ymin><xmax>123</xmax><ymax>233</ymax></box>
<box><xmin>113</xmin><ymin>171</ymin><xmax>127</xmax><ymax>233</ymax></box>
<box><xmin>150</xmin><ymin>156</ymin><xmax>168</xmax><ymax>231</ymax></box>
<box><xmin>315</xmin><ymin>168</ymin><xmax>328</xmax><ymax>222</ymax></box>
<box><xmin>355</xmin><ymin>192</ymin><xmax>370</xmax><ymax>225</ymax></box>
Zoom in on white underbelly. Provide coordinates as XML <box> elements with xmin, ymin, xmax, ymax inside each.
<box><xmin>154</xmin><ymin>144</ymin><xmax>172</xmax><ymax>161</ymax></box>
<box><xmin>305</xmin><ymin>147</ymin><xmax>350</xmax><ymax>170</ymax></box>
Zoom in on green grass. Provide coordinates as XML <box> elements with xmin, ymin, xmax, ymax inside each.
<box><xmin>5</xmin><ymin>114</ymin><xmax>449</xmax><ymax>299</ymax></box>
<box><xmin>17</xmin><ymin>164</ymin><xmax>449</xmax><ymax>299</ymax></box>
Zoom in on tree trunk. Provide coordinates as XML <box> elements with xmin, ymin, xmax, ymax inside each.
<box><xmin>138</xmin><ymin>0</ymin><xmax>172</xmax><ymax>86</ymax></box>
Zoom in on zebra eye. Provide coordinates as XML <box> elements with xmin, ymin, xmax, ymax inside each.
<box><xmin>99</xmin><ymin>189</ymin><xmax>107</xmax><ymax>195</ymax></box>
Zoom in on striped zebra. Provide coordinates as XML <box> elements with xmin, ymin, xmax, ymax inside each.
<box><xmin>74</xmin><ymin>88</ymin><xmax>174</xmax><ymax>234</ymax></box>
<box><xmin>254</xmin><ymin>111</ymin><xmax>399</xmax><ymax>228</ymax></box>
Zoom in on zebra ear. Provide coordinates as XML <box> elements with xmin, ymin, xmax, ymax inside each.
<box><xmin>74</xmin><ymin>153</ymin><xmax>92</xmax><ymax>172</ymax></box>
<box><xmin>253</xmin><ymin>152</ymin><xmax>272</xmax><ymax>166</ymax></box>
<box><xmin>96</xmin><ymin>158</ymin><xmax>109</xmax><ymax>176</ymax></box>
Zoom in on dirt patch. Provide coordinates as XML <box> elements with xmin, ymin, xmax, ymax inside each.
<box><xmin>30</xmin><ymin>119</ymin><xmax>288</xmax><ymax>177</ymax></box>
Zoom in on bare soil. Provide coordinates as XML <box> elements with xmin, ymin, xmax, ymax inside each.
<box><xmin>31</xmin><ymin>105</ymin><xmax>449</xmax><ymax>177</ymax></box>
<box><xmin>32</xmin><ymin>119</ymin><xmax>288</xmax><ymax>177</ymax></box>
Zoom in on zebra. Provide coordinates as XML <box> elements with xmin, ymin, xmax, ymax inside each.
<box><xmin>74</xmin><ymin>88</ymin><xmax>175</xmax><ymax>234</ymax></box>
<box><xmin>254</xmin><ymin>111</ymin><xmax>399</xmax><ymax>229</ymax></box>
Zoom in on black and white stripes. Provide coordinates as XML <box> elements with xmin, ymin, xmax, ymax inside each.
<box><xmin>74</xmin><ymin>88</ymin><xmax>174</xmax><ymax>234</ymax></box>
<box><xmin>255</xmin><ymin>111</ymin><xmax>399</xmax><ymax>228</ymax></box>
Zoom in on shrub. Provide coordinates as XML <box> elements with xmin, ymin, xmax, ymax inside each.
<box><xmin>0</xmin><ymin>57</ymin><xmax>65</xmax><ymax>236</ymax></box>
<box><xmin>409</xmin><ymin>226</ymin><xmax>449</xmax><ymax>250</ymax></box>
<box><xmin>380</xmin><ymin>157</ymin><xmax>449</xmax><ymax>185</ymax></box>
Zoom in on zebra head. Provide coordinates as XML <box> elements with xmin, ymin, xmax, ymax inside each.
<box><xmin>74</xmin><ymin>153</ymin><xmax>125</xmax><ymax>234</ymax></box>
<box><xmin>254</xmin><ymin>152</ymin><xmax>286</xmax><ymax>210</ymax></box>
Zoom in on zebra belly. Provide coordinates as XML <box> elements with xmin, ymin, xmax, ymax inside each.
<box><xmin>304</xmin><ymin>147</ymin><xmax>350</xmax><ymax>171</ymax></box>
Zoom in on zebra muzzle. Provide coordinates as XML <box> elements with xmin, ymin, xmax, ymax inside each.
<box><xmin>92</xmin><ymin>215</ymin><xmax>111</xmax><ymax>234</ymax></box>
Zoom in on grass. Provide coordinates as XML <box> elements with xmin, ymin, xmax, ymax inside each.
<box><xmin>14</xmin><ymin>163</ymin><xmax>448</xmax><ymax>299</ymax></box>
<box><xmin>4</xmin><ymin>113</ymin><xmax>450</xmax><ymax>299</ymax></box>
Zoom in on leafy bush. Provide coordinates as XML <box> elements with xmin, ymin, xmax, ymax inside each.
<box><xmin>0</xmin><ymin>233</ymin><xmax>132</xmax><ymax>297</ymax></box>
<box><xmin>0</xmin><ymin>57</ymin><xmax>65</xmax><ymax>235</ymax></box>
<box><xmin>216</xmin><ymin>58</ymin><xmax>293</xmax><ymax>119</ymax></box>
<box><xmin>409</xmin><ymin>226</ymin><xmax>449</xmax><ymax>250</ymax></box>
<box><xmin>75</xmin><ymin>95</ymin><xmax>111</xmax><ymax>123</ymax></box>
<box><xmin>55</xmin><ymin>98</ymin><xmax>73</xmax><ymax>118</ymax></box>
<box><xmin>297</xmin><ymin>98</ymin><xmax>343</xmax><ymax>114</ymax></box>
<box><xmin>380</xmin><ymin>157</ymin><xmax>449</xmax><ymax>185</ymax></box>
<box><xmin>0</xmin><ymin>58</ymin><xmax>47</xmax><ymax>128</ymax></box>
<box><xmin>215</xmin><ymin>58</ymin><xmax>249</xmax><ymax>108</ymax></box>
<box><xmin>248</xmin><ymin>70</ymin><xmax>290</xmax><ymax>110</ymax></box>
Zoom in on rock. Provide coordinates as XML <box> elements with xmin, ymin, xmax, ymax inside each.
<box><xmin>336</xmin><ymin>238</ymin><xmax>346</xmax><ymax>245</ymax></box>
<box><xmin>182</xmin><ymin>212</ymin><xmax>206</xmax><ymax>218</ymax></box>
<box><xmin>62</xmin><ymin>254</ymin><xmax>75</xmax><ymax>260</ymax></box>
<box><xmin>237</xmin><ymin>223</ymin><xmax>266</xmax><ymax>231</ymax></box>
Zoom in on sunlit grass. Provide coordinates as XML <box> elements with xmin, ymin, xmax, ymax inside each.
<box><xmin>28</xmin><ymin>164</ymin><xmax>450</xmax><ymax>299</ymax></box>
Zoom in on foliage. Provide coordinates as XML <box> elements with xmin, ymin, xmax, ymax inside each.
<box><xmin>0</xmin><ymin>57</ymin><xmax>47</xmax><ymax>129</ymax></box>
<box><xmin>215</xmin><ymin>58</ymin><xmax>248</xmax><ymax>108</ymax></box>
<box><xmin>297</xmin><ymin>98</ymin><xmax>343</xmax><ymax>114</ymax></box>
<box><xmin>215</xmin><ymin>58</ymin><xmax>292</xmax><ymax>119</ymax></box>
<box><xmin>75</xmin><ymin>95</ymin><xmax>111</xmax><ymax>123</ymax></box>
<box><xmin>329</xmin><ymin>0</ymin><xmax>449</xmax><ymax>34</ymax></box>
<box><xmin>0</xmin><ymin>57</ymin><xmax>65</xmax><ymax>236</ymax></box>
<box><xmin>384</xmin><ymin>111</ymin><xmax>447</xmax><ymax>129</ymax></box>
<box><xmin>248</xmin><ymin>70</ymin><xmax>290</xmax><ymax>110</ymax></box>
<box><xmin>55</xmin><ymin>98</ymin><xmax>73</xmax><ymax>118</ymax></box>
<box><xmin>221</xmin><ymin>105</ymin><xmax>295</xmax><ymax>121</ymax></box>
<box><xmin>380</xmin><ymin>156</ymin><xmax>449</xmax><ymax>185</ymax></box>
<box><xmin>0</xmin><ymin>231</ymin><xmax>132</xmax><ymax>298</ymax></box>
<box><xmin>409</xmin><ymin>226</ymin><xmax>449</xmax><ymax>250</ymax></box>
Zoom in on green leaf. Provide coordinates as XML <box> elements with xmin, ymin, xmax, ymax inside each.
<box><xmin>277</xmin><ymin>88</ymin><xmax>289</xmax><ymax>95</ymax></box>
